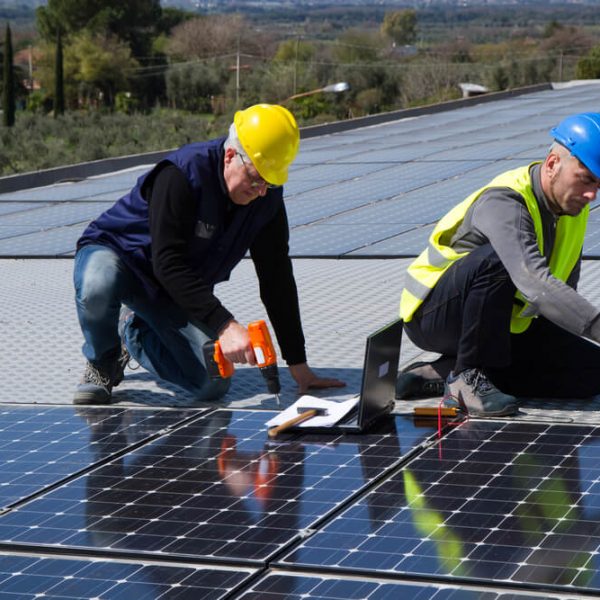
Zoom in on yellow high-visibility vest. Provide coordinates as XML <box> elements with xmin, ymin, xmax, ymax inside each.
<box><xmin>399</xmin><ymin>163</ymin><xmax>588</xmax><ymax>334</ymax></box>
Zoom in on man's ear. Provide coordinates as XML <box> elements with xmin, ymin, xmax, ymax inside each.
<box><xmin>224</xmin><ymin>147</ymin><xmax>236</xmax><ymax>164</ymax></box>
<box><xmin>544</xmin><ymin>150</ymin><xmax>561</xmax><ymax>180</ymax></box>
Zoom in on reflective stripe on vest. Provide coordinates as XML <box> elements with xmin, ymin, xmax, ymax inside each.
<box><xmin>399</xmin><ymin>163</ymin><xmax>588</xmax><ymax>334</ymax></box>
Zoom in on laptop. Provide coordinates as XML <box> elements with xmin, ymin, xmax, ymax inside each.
<box><xmin>298</xmin><ymin>318</ymin><xmax>403</xmax><ymax>434</ymax></box>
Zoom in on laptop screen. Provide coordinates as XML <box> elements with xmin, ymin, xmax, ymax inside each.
<box><xmin>358</xmin><ymin>318</ymin><xmax>403</xmax><ymax>428</ymax></box>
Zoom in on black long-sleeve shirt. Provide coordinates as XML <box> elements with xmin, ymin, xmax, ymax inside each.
<box><xmin>146</xmin><ymin>164</ymin><xmax>306</xmax><ymax>365</ymax></box>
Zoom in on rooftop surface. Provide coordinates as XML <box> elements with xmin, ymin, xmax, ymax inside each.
<box><xmin>1</xmin><ymin>83</ymin><xmax>600</xmax><ymax>598</ymax></box>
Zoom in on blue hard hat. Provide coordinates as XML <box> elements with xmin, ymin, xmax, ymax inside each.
<box><xmin>550</xmin><ymin>112</ymin><xmax>600</xmax><ymax>178</ymax></box>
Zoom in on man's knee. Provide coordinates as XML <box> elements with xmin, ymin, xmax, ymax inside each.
<box><xmin>77</xmin><ymin>270</ymin><xmax>120</xmax><ymax>319</ymax></box>
<box><xmin>75</xmin><ymin>248</ymin><xmax>122</xmax><ymax>318</ymax></box>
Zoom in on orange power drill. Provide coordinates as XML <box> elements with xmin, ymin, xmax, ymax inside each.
<box><xmin>203</xmin><ymin>320</ymin><xmax>281</xmax><ymax>396</ymax></box>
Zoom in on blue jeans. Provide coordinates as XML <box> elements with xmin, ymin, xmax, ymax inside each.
<box><xmin>73</xmin><ymin>244</ymin><xmax>230</xmax><ymax>400</ymax></box>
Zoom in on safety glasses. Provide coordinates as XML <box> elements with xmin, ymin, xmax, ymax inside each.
<box><xmin>236</xmin><ymin>152</ymin><xmax>280</xmax><ymax>190</ymax></box>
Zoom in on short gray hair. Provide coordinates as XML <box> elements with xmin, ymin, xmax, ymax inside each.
<box><xmin>224</xmin><ymin>123</ymin><xmax>249</xmax><ymax>161</ymax></box>
<box><xmin>549</xmin><ymin>141</ymin><xmax>570</xmax><ymax>159</ymax></box>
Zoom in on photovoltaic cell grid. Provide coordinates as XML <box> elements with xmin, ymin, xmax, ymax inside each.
<box><xmin>0</xmin><ymin>202</ymin><xmax>110</xmax><ymax>229</ymax></box>
<box><xmin>0</xmin><ymin>553</ymin><xmax>254</xmax><ymax>599</ymax></box>
<box><xmin>0</xmin><ymin>406</ymin><xmax>199</xmax><ymax>509</ymax></box>
<box><xmin>0</xmin><ymin>166</ymin><xmax>147</xmax><ymax>202</ymax></box>
<box><xmin>0</xmin><ymin>410</ymin><xmax>436</xmax><ymax>565</ymax></box>
<box><xmin>288</xmin><ymin>223</ymin><xmax>414</xmax><ymax>257</ymax></box>
<box><xmin>0</xmin><ymin>221</ymin><xmax>84</xmax><ymax>256</ymax></box>
<box><xmin>277</xmin><ymin>420</ymin><xmax>600</xmax><ymax>595</ymax></box>
<box><xmin>239</xmin><ymin>571</ymin><xmax>586</xmax><ymax>600</ymax></box>
<box><xmin>3</xmin><ymin>84</ymin><xmax>600</xmax><ymax>258</ymax></box>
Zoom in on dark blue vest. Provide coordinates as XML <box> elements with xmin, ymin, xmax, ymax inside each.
<box><xmin>78</xmin><ymin>138</ymin><xmax>283</xmax><ymax>297</ymax></box>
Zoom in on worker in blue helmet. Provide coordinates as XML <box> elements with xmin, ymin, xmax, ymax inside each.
<box><xmin>397</xmin><ymin>112</ymin><xmax>600</xmax><ymax>417</ymax></box>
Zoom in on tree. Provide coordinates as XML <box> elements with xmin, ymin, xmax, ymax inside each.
<box><xmin>3</xmin><ymin>23</ymin><xmax>15</xmax><ymax>127</ymax></box>
<box><xmin>54</xmin><ymin>28</ymin><xmax>64</xmax><ymax>116</ymax></box>
<box><xmin>166</xmin><ymin>14</ymin><xmax>270</xmax><ymax>62</ymax></box>
<box><xmin>165</xmin><ymin>62</ymin><xmax>222</xmax><ymax>112</ymax></box>
<box><xmin>381</xmin><ymin>10</ymin><xmax>417</xmax><ymax>47</ymax></box>
<box><xmin>156</xmin><ymin>7</ymin><xmax>194</xmax><ymax>37</ymax></box>
<box><xmin>274</xmin><ymin>39</ymin><xmax>316</xmax><ymax>98</ymax></box>
<box><xmin>543</xmin><ymin>20</ymin><xmax>563</xmax><ymax>39</ymax></box>
<box><xmin>333</xmin><ymin>29</ymin><xmax>383</xmax><ymax>64</ymax></box>
<box><xmin>36</xmin><ymin>0</ymin><xmax>164</xmax><ymax>109</ymax></box>
<box><xmin>274</xmin><ymin>39</ymin><xmax>315</xmax><ymax>63</ymax></box>
<box><xmin>69</xmin><ymin>31</ymin><xmax>139</xmax><ymax>108</ymax></box>
<box><xmin>539</xmin><ymin>24</ymin><xmax>592</xmax><ymax>58</ymax></box>
<box><xmin>36</xmin><ymin>0</ymin><xmax>162</xmax><ymax>53</ymax></box>
<box><xmin>577</xmin><ymin>46</ymin><xmax>600</xmax><ymax>79</ymax></box>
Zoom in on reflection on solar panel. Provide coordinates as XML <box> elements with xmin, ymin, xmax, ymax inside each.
<box><xmin>0</xmin><ymin>410</ymin><xmax>436</xmax><ymax>564</ymax></box>
<box><xmin>0</xmin><ymin>552</ymin><xmax>253</xmax><ymax>599</ymax></box>
<box><xmin>0</xmin><ymin>406</ymin><xmax>199</xmax><ymax>508</ymax></box>
<box><xmin>278</xmin><ymin>420</ymin><xmax>600</xmax><ymax>595</ymax></box>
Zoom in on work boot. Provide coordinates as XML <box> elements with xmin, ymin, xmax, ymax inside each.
<box><xmin>73</xmin><ymin>345</ymin><xmax>130</xmax><ymax>405</ymax></box>
<box><xmin>395</xmin><ymin>361</ymin><xmax>445</xmax><ymax>400</ymax></box>
<box><xmin>445</xmin><ymin>368</ymin><xmax>518</xmax><ymax>417</ymax></box>
<box><xmin>113</xmin><ymin>344</ymin><xmax>131</xmax><ymax>387</ymax></box>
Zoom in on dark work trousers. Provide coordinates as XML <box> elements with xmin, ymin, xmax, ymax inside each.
<box><xmin>404</xmin><ymin>243</ymin><xmax>600</xmax><ymax>398</ymax></box>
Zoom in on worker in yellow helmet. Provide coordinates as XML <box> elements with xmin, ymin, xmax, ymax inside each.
<box><xmin>73</xmin><ymin>104</ymin><xmax>345</xmax><ymax>404</ymax></box>
<box><xmin>397</xmin><ymin>113</ymin><xmax>600</xmax><ymax>417</ymax></box>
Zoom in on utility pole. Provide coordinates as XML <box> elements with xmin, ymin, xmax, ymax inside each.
<box><xmin>236</xmin><ymin>48</ymin><xmax>240</xmax><ymax>106</ymax></box>
<box><xmin>558</xmin><ymin>51</ymin><xmax>563</xmax><ymax>82</ymax></box>
<box><xmin>3</xmin><ymin>23</ymin><xmax>15</xmax><ymax>127</ymax></box>
<box><xmin>28</xmin><ymin>45</ymin><xmax>33</xmax><ymax>92</ymax></box>
<box><xmin>293</xmin><ymin>36</ymin><xmax>300</xmax><ymax>96</ymax></box>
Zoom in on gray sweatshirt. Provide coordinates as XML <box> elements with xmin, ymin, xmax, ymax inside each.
<box><xmin>449</xmin><ymin>163</ymin><xmax>600</xmax><ymax>341</ymax></box>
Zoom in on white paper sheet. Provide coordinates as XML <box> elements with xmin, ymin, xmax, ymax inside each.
<box><xmin>266</xmin><ymin>394</ymin><xmax>359</xmax><ymax>429</ymax></box>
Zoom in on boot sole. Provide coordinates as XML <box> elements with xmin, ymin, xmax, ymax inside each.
<box><xmin>73</xmin><ymin>393</ymin><xmax>113</xmax><ymax>406</ymax></box>
<box><xmin>468</xmin><ymin>404</ymin><xmax>519</xmax><ymax>418</ymax></box>
<box><xmin>396</xmin><ymin>375</ymin><xmax>445</xmax><ymax>400</ymax></box>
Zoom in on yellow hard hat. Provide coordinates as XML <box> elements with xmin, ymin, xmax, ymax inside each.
<box><xmin>234</xmin><ymin>104</ymin><xmax>300</xmax><ymax>186</ymax></box>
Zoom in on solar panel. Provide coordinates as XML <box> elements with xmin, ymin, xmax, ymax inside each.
<box><xmin>239</xmin><ymin>571</ymin><xmax>578</xmax><ymax>599</ymax></box>
<box><xmin>277</xmin><ymin>420</ymin><xmax>600</xmax><ymax>595</ymax></box>
<box><xmin>0</xmin><ymin>411</ymin><xmax>437</xmax><ymax>565</ymax></box>
<box><xmin>0</xmin><ymin>202</ymin><xmax>47</xmax><ymax>216</ymax></box>
<box><xmin>0</xmin><ymin>202</ymin><xmax>108</xmax><ymax>234</ymax></box>
<box><xmin>3</xmin><ymin>85</ymin><xmax>600</xmax><ymax>258</ymax></box>
<box><xmin>289</xmin><ymin>223</ymin><xmax>412</xmax><ymax>257</ymax></box>
<box><xmin>583</xmin><ymin>222</ymin><xmax>600</xmax><ymax>257</ymax></box>
<box><xmin>426</xmin><ymin>141</ymin><xmax>541</xmax><ymax>162</ymax></box>
<box><xmin>0</xmin><ymin>552</ymin><xmax>254</xmax><ymax>599</ymax></box>
<box><xmin>286</xmin><ymin>163</ymin><xmax>391</xmax><ymax>197</ymax></box>
<box><xmin>0</xmin><ymin>406</ymin><xmax>201</xmax><ymax>508</ymax></box>
<box><xmin>347</xmin><ymin>225</ymin><xmax>433</xmax><ymax>256</ymax></box>
<box><xmin>0</xmin><ymin>222</ymin><xmax>85</xmax><ymax>256</ymax></box>
<box><xmin>0</xmin><ymin>169</ymin><xmax>146</xmax><ymax>203</ymax></box>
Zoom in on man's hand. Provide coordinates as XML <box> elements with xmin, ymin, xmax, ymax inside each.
<box><xmin>289</xmin><ymin>362</ymin><xmax>346</xmax><ymax>395</ymax></box>
<box><xmin>218</xmin><ymin>320</ymin><xmax>256</xmax><ymax>365</ymax></box>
